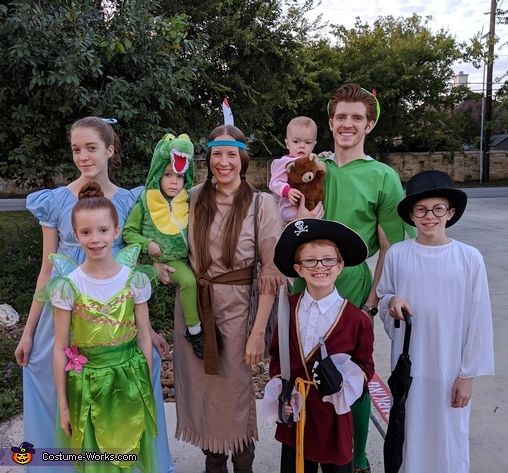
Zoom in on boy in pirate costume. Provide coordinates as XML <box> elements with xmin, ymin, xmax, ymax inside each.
<box><xmin>123</xmin><ymin>133</ymin><xmax>203</xmax><ymax>357</ymax></box>
<box><xmin>264</xmin><ymin>219</ymin><xmax>375</xmax><ymax>473</ymax></box>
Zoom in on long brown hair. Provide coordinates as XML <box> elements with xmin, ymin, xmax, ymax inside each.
<box><xmin>193</xmin><ymin>125</ymin><xmax>255</xmax><ymax>274</ymax></box>
<box><xmin>70</xmin><ymin>117</ymin><xmax>122</xmax><ymax>176</ymax></box>
<box><xmin>71</xmin><ymin>181</ymin><xmax>119</xmax><ymax>231</ymax></box>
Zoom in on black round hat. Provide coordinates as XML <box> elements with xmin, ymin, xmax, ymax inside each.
<box><xmin>273</xmin><ymin>219</ymin><xmax>368</xmax><ymax>278</ymax></box>
<box><xmin>397</xmin><ymin>171</ymin><xmax>467</xmax><ymax>227</ymax></box>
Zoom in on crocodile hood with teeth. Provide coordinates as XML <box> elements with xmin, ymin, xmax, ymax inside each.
<box><xmin>144</xmin><ymin>133</ymin><xmax>194</xmax><ymax>192</ymax></box>
<box><xmin>138</xmin><ymin>133</ymin><xmax>195</xmax><ymax>261</ymax></box>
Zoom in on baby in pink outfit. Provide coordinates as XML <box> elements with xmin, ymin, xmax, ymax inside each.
<box><xmin>269</xmin><ymin>116</ymin><xmax>318</xmax><ymax>222</ymax></box>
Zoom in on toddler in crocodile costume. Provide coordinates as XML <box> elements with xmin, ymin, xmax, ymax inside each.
<box><xmin>123</xmin><ymin>133</ymin><xmax>203</xmax><ymax>358</ymax></box>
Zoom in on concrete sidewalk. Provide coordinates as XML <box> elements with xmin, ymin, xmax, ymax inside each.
<box><xmin>2</xmin><ymin>189</ymin><xmax>507</xmax><ymax>472</ymax></box>
<box><xmin>0</xmin><ymin>395</ymin><xmax>386</xmax><ymax>473</ymax></box>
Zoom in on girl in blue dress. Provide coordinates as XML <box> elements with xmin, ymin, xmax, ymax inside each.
<box><xmin>14</xmin><ymin>117</ymin><xmax>175</xmax><ymax>473</ymax></box>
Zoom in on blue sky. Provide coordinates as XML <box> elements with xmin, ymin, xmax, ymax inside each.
<box><xmin>308</xmin><ymin>0</ymin><xmax>508</xmax><ymax>95</ymax></box>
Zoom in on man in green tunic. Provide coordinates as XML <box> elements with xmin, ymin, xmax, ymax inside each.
<box><xmin>294</xmin><ymin>83</ymin><xmax>414</xmax><ymax>473</ymax></box>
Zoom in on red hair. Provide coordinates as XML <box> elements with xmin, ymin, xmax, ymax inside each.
<box><xmin>328</xmin><ymin>83</ymin><xmax>377</xmax><ymax>123</ymax></box>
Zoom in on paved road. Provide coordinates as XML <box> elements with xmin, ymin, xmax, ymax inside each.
<box><xmin>444</xmin><ymin>191</ymin><xmax>508</xmax><ymax>472</ymax></box>
<box><xmin>1</xmin><ymin>188</ymin><xmax>507</xmax><ymax>472</ymax></box>
<box><xmin>0</xmin><ymin>199</ymin><xmax>26</xmax><ymax>211</ymax></box>
<box><xmin>460</xmin><ymin>187</ymin><xmax>508</xmax><ymax>199</ymax></box>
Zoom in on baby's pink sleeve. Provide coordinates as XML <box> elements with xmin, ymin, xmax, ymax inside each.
<box><xmin>269</xmin><ymin>157</ymin><xmax>292</xmax><ymax>197</ymax></box>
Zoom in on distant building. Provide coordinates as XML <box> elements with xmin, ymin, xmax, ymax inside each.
<box><xmin>491</xmin><ymin>134</ymin><xmax>508</xmax><ymax>150</ymax></box>
<box><xmin>453</xmin><ymin>71</ymin><xmax>469</xmax><ymax>86</ymax></box>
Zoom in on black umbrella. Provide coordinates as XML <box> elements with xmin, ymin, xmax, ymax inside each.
<box><xmin>384</xmin><ymin>309</ymin><xmax>413</xmax><ymax>473</ymax></box>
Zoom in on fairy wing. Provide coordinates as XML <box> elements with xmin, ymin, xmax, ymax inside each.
<box><xmin>49</xmin><ymin>253</ymin><xmax>78</xmax><ymax>277</ymax></box>
<box><xmin>115</xmin><ymin>243</ymin><xmax>141</xmax><ymax>268</ymax></box>
<box><xmin>34</xmin><ymin>254</ymin><xmax>78</xmax><ymax>303</ymax></box>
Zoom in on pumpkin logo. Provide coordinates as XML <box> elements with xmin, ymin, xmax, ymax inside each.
<box><xmin>11</xmin><ymin>442</ymin><xmax>35</xmax><ymax>465</ymax></box>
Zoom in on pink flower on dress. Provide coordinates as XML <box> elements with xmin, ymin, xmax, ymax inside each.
<box><xmin>63</xmin><ymin>346</ymin><xmax>88</xmax><ymax>373</ymax></box>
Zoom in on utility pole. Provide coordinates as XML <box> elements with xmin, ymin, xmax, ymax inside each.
<box><xmin>482</xmin><ymin>0</ymin><xmax>497</xmax><ymax>183</ymax></box>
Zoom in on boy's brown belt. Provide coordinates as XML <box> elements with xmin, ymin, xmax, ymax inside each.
<box><xmin>197</xmin><ymin>265</ymin><xmax>253</xmax><ymax>375</ymax></box>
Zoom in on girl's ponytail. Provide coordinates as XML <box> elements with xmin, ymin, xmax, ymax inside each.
<box><xmin>109</xmin><ymin>130</ymin><xmax>123</xmax><ymax>176</ymax></box>
<box><xmin>72</xmin><ymin>181</ymin><xmax>119</xmax><ymax>230</ymax></box>
<box><xmin>78</xmin><ymin>181</ymin><xmax>104</xmax><ymax>200</ymax></box>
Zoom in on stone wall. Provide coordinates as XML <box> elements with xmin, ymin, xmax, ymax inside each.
<box><xmin>2</xmin><ymin>151</ymin><xmax>508</xmax><ymax>194</ymax></box>
<box><xmin>388</xmin><ymin>150</ymin><xmax>508</xmax><ymax>182</ymax></box>
<box><xmin>0</xmin><ymin>178</ymin><xmax>33</xmax><ymax>194</ymax></box>
<box><xmin>194</xmin><ymin>150</ymin><xmax>508</xmax><ymax>186</ymax></box>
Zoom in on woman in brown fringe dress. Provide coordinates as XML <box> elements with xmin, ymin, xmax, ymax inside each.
<box><xmin>169</xmin><ymin>124</ymin><xmax>285</xmax><ymax>473</ymax></box>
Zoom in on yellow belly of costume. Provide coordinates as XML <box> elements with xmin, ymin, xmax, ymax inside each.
<box><xmin>146</xmin><ymin>189</ymin><xmax>188</xmax><ymax>235</ymax></box>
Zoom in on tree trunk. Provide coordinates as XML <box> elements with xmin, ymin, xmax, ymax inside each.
<box><xmin>378</xmin><ymin>139</ymin><xmax>391</xmax><ymax>164</ymax></box>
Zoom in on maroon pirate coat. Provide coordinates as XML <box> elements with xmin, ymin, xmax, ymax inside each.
<box><xmin>269</xmin><ymin>293</ymin><xmax>375</xmax><ymax>466</ymax></box>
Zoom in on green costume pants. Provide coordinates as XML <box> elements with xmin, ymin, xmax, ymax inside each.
<box><xmin>167</xmin><ymin>259</ymin><xmax>200</xmax><ymax>327</ymax></box>
<box><xmin>352</xmin><ymin>391</ymin><xmax>371</xmax><ymax>469</ymax></box>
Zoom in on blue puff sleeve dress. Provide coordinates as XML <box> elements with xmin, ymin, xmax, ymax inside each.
<box><xmin>24</xmin><ymin>186</ymin><xmax>175</xmax><ymax>473</ymax></box>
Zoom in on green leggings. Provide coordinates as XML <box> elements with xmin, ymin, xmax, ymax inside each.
<box><xmin>352</xmin><ymin>391</ymin><xmax>371</xmax><ymax>469</ymax></box>
<box><xmin>166</xmin><ymin>259</ymin><xmax>200</xmax><ymax>327</ymax></box>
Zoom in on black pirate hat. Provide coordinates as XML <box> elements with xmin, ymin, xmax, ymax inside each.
<box><xmin>274</xmin><ymin>219</ymin><xmax>368</xmax><ymax>278</ymax></box>
<box><xmin>397</xmin><ymin>171</ymin><xmax>467</xmax><ymax>227</ymax></box>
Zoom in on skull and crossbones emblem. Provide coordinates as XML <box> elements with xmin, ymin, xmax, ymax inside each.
<box><xmin>293</xmin><ymin>220</ymin><xmax>309</xmax><ymax>236</ymax></box>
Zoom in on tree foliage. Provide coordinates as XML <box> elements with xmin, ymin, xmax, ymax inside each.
<box><xmin>323</xmin><ymin>15</ymin><xmax>480</xmax><ymax>157</ymax></box>
<box><xmin>155</xmin><ymin>0</ymin><xmax>321</xmax><ymax>154</ymax></box>
<box><xmin>0</xmin><ymin>0</ymin><xmax>202</xmax><ymax>187</ymax></box>
<box><xmin>0</xmin><ymin>3</ymin><xmax>493</xmax><ymax>184</ymax></box>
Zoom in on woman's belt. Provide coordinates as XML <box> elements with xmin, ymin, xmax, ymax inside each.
<box><xmin>197</xmin><ymin>265</ymin><xmax>253</xmax><ymax>375</ymax></box>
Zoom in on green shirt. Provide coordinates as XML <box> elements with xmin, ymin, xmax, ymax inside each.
<box><xmin>123</xmin><ymin>202</ymin><xmax>152</xmax><ymax>252</ymax></box>
<box><xmin>293</xmin><ymin>156</ymin><xmax>415</xmax><ymax>306</ymax></box>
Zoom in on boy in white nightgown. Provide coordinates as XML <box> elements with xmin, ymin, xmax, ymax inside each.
<box><xmin>377</xmin><ymin>170</ymin><xmax>494</xmax><ymax>473</ymax></box>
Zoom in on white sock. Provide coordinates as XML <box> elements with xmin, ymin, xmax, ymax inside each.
<box><xmin>188</xmin><ymin>323</ymin><xmax>202</xmax><ymax>335</ymax></box>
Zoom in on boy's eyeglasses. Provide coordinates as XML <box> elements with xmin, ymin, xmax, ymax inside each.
<box><xmin>297</xmin><ymin>257</ymin><xmax>341</xmax><ymax>268</ymax></box>
<box><xmin>412</xmin><ymin>204</ymin><xmax>450</xmax><ymax>218</ymax></box>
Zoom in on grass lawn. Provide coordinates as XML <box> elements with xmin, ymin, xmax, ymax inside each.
<box><xmin>0</xmin><ymin>325</ymin><xmax>23</xmax><ymax>422</ymax></box>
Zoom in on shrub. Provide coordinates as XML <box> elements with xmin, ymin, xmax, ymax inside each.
<box><xmin>0</xmin><ymin>211</ymin><xmax>42</xmax><ymax>420</ymax></box>
<box><xmin>0</xmin><ymin>211</ymin><xmax>41</xmax><ymax>315</ymax></box>
<box><xmin>0</xmin><ymin>325</ymin><xmax>23</xmax><ymax>422</ymax></box>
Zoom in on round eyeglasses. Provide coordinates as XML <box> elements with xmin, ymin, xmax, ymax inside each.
<box><xmin>296</xmin><ymin>257</ymin><xmax>341</xmax><ymax>268</ymax></box>
<box><xmin>412</xmin><ymin>204</ymin><xmax>450</xmax><ymax>218</ymax></box>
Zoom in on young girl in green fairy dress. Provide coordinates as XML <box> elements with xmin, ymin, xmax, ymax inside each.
<box><xmin>48</xmin><ymin>182</ymin><xmax>157</xmax><ymax>472</ymax></box>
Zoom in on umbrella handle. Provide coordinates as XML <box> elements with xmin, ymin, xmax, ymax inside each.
<box><xmin>394</xmin><ymin>309</ymin><xmax>412</xmax><ymax>328</ymax></box>
<box><xmin>401</xmin><ymin>308</ymin><xmax>412</xmax><ymax>326</ymax></box>
<box><xmin>401</xmin><ymin>308</ymin><xmax>412</xmax><ymax>356</ymax></box>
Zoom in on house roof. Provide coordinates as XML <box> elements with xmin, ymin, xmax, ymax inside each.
<box><xmin>491</xmin><ymin>134</ymin><xmax>508</xmax><ymax>148</ymax></box>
